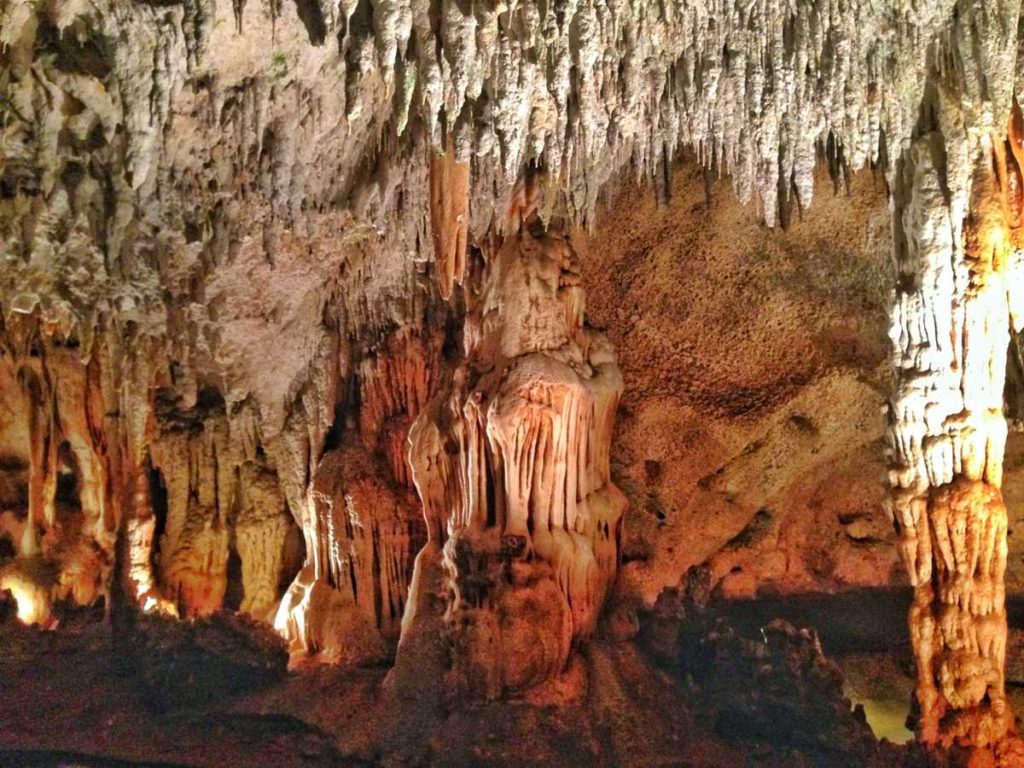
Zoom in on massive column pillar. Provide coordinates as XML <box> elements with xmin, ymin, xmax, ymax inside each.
<box><xmin>888</xmin><ymin>118</ymin><xmax>1024</xmax><ymax>756</ymax></box>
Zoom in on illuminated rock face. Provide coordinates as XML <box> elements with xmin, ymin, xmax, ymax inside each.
<box><xmin>888</xmin><ymin>108</ymin><xmax>1024</xmax><ymax>754</ymax></box>
<box><xmin>402</xmin><ymin>178</ymin><xmax>625</xmax><ymax>697</ymax></box>
<box><xmin>274</xmin><ymin>327</ymin><xmax>438</xmax><ymax>663</ymax></box>
<box><xmin>0</xmin><ymin>324</ymin><xmax>156</xmax><ymax>624</ymax></box>
<box><xmin>148</xmin><ymin>394</ymin><xmax>301</xmax><ymax>620</ymax></box>
<box><xmin>0</xmin><ymin>329</ymin><xmax>306</xmax><ymax>624</ymax></box>
<box><xmin>880</xmin><ymin>7</ymin><xmax>1024</xmax><ymax>755</ymax></box>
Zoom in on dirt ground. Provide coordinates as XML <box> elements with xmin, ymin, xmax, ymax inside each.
<box><xmin>0</xmin><ymin>598</ymin><xmax>914</xmax><ymax>768</ymax></box>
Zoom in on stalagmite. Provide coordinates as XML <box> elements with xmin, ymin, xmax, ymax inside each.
<box><xmin>402</xmin><ymin>175</ymin><xmax>625</xmax><ymax>697</ymax></box>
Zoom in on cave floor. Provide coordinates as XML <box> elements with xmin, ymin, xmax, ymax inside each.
<box><xmin>0</xmin><ymin>612</ymin><xmax>744</xmax><ymax>768</ymax></box>
<box><xmin>0</xmin><ymin>593</ymin><xmax>940</xmax><ymax>768</ymax></box>
<box><xmin>9</xmin><ymin>585</ymin><xmax>1024</xmax><ymax>766</ymax></box>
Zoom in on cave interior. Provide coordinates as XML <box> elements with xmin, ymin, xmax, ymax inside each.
<box><xmin>3</xmin><ymin>1</ymin><xmax>1024</xmax><ymax>766</ymax></box>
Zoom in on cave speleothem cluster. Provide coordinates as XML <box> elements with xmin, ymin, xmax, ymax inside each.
<box><xmin>3</xmin><ymin>0</ymin><xmax>1024</xmax><ymax>765</ymax></box>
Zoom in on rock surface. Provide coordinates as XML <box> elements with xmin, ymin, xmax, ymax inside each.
<box><xmin>575</xmin><ymin>161</ymin><xmax>901</xmax><ymax>604</ymax></box>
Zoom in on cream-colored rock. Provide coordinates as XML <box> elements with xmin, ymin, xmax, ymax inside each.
<box><xmin>887</xmin><ymin>109</ymin><xmax>1024</xmax><ymax>755</ymax></box>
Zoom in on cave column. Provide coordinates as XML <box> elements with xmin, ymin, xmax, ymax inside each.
<box><xmin>98</xmin><ymin>333</ymin><xmax>173</xmax><ymax>617</ymax></box>
<box><xmin>20</xmin><ymin>360</ymin><xmax>57</xmax><ymax>556</ymax></box>
<box><xmin>888</xmin><ymin>126</ymin><xmax>1022</xmax><ymax>752</ymax></box>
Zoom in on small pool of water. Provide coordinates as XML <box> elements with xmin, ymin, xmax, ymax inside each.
<box><xmin>848</xmin><ymin>695</ymin><xmax>914</xmax><ymax>744</ymax></box>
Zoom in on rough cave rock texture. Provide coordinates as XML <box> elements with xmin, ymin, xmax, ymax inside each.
<box><xmin>574</xmin><ymin>162</ymin><xmax>900</xmax><ymax>604</ymax></box>
<box><xmin>887</xmin><ymin>116</ymin><xmax>1024</xmax><ymax>755</ymax></box>
<box><xmin>274</xmin><ymin>325</ymin><xmax>438</xmax><ymax>663</ymax></box>
<box><xmin>1</xmin><ymin>0</ymin><xmax>1024</xmax><ymax>755</ymax></box>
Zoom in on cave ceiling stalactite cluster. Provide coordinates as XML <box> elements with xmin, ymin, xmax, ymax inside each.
<box><xmin>1</xmin><ymin>0</ymin><xmax>1024</xmax><ymax>762</ymax></box>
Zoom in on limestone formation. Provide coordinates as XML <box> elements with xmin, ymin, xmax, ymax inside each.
<box><xmin>274</xmin><ymin>326</ymin><xmax>437</xmax><ymax>662</ymax></box>
<box><xmin>0</xmin><ymin>318</ymin><xmax>156</xmax><ymax>624</ymax></box>
<box><xmin>401</xmin><ymin>177</ymin><xmax>625</xmax><ymax>697</ymax></box>
<box><xmin>2</xmin><ymin>0</ymin><xmax>1024</xmax><ymax>761</ymax></box>
<box><xmin>149</xmin><ymin>393</ymin><xmax>301</xmax><ymax>620</ymax></box>
<box><xmin>887</xmin><ymin>105</ymin><xmax>1024</xmax><ymax>758</ymax></box>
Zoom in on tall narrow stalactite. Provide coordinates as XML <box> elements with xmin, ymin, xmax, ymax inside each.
<box><xmin>429</xmin><ymin>147</ymin><xmax>470</xmax><ymax>301</ymax></box>
<box><xmin>888</xmin><ymin>108</ymin><xmax>1024</xmax><ymax>758</ymax></box>
<box><xmin>399</xmin><ymin>175</ymin><xmax>626</xmax><ymax>699</ymax></box>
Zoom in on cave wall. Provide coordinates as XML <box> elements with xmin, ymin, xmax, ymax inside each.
<box><xmin>575</xmin><ymin>162</ymin><xmax>902</xmax><ymax>603</ymax></box>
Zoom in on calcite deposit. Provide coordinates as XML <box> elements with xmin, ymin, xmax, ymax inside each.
<box><xmin>887</xmin><ymin>110</ymin><xmax>1024</xmax><ymax>756</ymax></box>
<box><xmin>402</xmin><ymin>176</ymin><xmax>625</xmax><ymax>697</ymax></box>
<box><xmin>2</xmin><ymin>0</ymin><xmax>1024</xmax><ymax>763</ymax></box>
<box><xmin>275</xmin><ymin>326</ymin><xmax>437</xmax><ymax>662</ymax></box>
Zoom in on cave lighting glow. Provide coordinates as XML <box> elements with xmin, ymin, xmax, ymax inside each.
<box><xmin>1</xmin><ymin>572</ymin><xmax>50</xmax><ymax>626</ymax></box>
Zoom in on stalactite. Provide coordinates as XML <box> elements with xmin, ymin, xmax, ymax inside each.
<box><xmin>401</xmin><ymin>177</ymin><xmax>625</xmax><ymax>698</ymax></box>
<box><xmin>428</xmin><ymin>147</ymin><xmax>470</xmax><ymax>300</ymax></box>
<box><xmin>125</xmin><ymin>469</ymin><xmax>171</xmax><ymax>615</ymax></box>
<box><xmin>151</xmin><ymin>414</ymin><xmax>232</xmax><ymax>618</ymax></box>
<box><xmin>0</xmin><ymin>321</ymin><xmax>162</xmax><ymax>622</ymax></box>
<box><xmin>358</xmin><ymin>326</ymin><xmax>443</xmax><ymax>488</ymax></box>
<box><xmin>1</xmin><ymin>1</ymin><xmax>1023</xmax><ymax>757</ymax></box>
<box><xmin>274</xmin><ymin>444</ymin><xmax>415</xmax><ymax>663</ymax></box>
<box><xmin>234</xmin><ymin>462</ymin><xmax>294</xmax><ymax>618</ymax></box>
